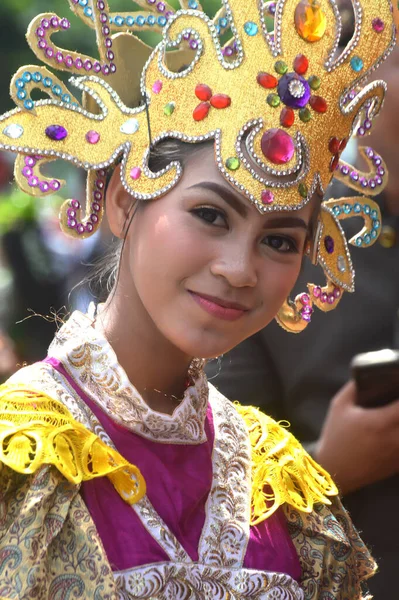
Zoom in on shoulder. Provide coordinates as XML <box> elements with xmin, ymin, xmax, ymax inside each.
<box><xmin>284</xmin><ymin>497</ymin><xmax>376</xmax><ymax>599</ymax></box>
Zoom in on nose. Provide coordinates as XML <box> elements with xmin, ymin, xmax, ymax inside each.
<box><xmin>210</xmin><ymin>241</ymin><xmax>258</xmax><ymax>288</ymax></box>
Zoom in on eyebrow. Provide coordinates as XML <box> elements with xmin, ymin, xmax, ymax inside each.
<box><xmin>187</xmin><ymin>181</ymin><xmax>309</xmax><ymax>230</ymax></box>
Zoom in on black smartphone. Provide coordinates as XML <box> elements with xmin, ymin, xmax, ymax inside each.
<box><xmin>351</xmin><ymin>349</ymin><xmax>399</xmax><ymax>408</ymax></box>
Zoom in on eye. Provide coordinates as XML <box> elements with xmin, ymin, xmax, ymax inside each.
<box><xmin>263</xmin><ymin>234</ymin><xmax>298</xmax><ymax>254</ymax></box>
<box><xmin>191</xmin><ymin>206</ymin><xmax>227</xmax><ymax>227</ymax></box>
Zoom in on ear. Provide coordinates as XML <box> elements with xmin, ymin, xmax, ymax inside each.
<box><xmin>105</xmin><ymin>164</ymin><xmax>137</xmax><ymax>239</ymax></box>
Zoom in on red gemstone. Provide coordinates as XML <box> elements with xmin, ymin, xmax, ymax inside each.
<box><xmin>257</xmin><ymin>72</ymin><xmax>278</xmax><ymax>89</ymax></box>
<box><xmin>280</xmin><ymin>107</ymin><xmax>295</xmax><ymax>128</ymax></box>
<box><xmin>339</xmin><ymin>138</ymin><xmax>348</xmax><ymax>152</ymax></box>
<box><xmin>210</xmin><ymin>94</ymin><xmax>231</xmax><ymax>109</ymax></box>
<box><xmin>309</xmin><ymin>95</ymin><xmax>328</xmax><ymax>113</ymax></box>
<box><xmin>329</xmin><ymin>155</ymin><xmax>340</xmax><ymax>172</ymax></box>
<box><xmin>293</xmin><ymin>54</ymin><xmax>309</xmax><ymax>75</ymax></box>
<box><xmin>193</xmin><ymin>102</ymin><xmax>210</xmax><ymax>121</ymax></box>
<box><xmin>328</xmin><ymin>137</ymin><xmax>340</xmax><ymax>155</ymax></box>
<box><xmin>261</xmin><ymin>128</ymin><xmax>295</xmax><ymax>165</ymax></box>
<box><xmin>195</xmin><ymin>84</ymin><xmax>212</xmax><ymax>101</ymax></box>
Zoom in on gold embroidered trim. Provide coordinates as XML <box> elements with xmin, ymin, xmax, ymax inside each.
<box><xmin>0</xmin><ymin>384</ymin><xmax>146</xmax><ymax>505</ymax></box>
<box><xmin>236</xmin><ymin>404</ymin><xmax>338</xmax><ymax>526</ymax></box>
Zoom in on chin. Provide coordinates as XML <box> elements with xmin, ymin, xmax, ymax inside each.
<box><xmin>169</xmin><ymin>328</ymin><xmax>245</xmax><ymax>361</ymax></box>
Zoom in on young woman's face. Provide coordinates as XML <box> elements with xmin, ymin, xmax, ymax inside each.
<box><xmin>120</xmin><ymin>146</ymin><xmax>317</xmax><ymax>359</ymax></box>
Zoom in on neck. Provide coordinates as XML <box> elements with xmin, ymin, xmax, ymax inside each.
<box><xmin>96</xmin><ymin>286</ymin><xmax>193</xmax><ymax>414</ymax></box>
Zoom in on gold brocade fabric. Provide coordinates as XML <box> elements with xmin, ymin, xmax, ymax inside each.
<box><xmin>0</xmin><ymin>384</ymin><xmax>145</xmax><ymax>505</ymax></box>
<box><xmin>236</xmin><ymin>404</ymin><xmax>338</xmax><ymax>525</ymax></box>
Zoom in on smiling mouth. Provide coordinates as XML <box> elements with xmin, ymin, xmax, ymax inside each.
<box><xmin>188</xmin><ymin>291</ymin><xmax>250</xmax><ymax>321</ymax></box>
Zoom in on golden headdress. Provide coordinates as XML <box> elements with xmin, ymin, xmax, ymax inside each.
<box><xmin>0</xmin><ymin>0</ymin><xmax>396</xmax><ymax>332</ymax></box>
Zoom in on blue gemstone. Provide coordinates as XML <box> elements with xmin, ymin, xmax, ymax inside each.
<box><xmin>43</xmin><ymin>77</ymin><xmax>52</xmax><ymax>88</ymax></box>
<box><xmin>356</xmin><ymin>237</ymin><xmax>363</xmax><ymax>246</ymax></box>
<box><xmin>115</xmin><ymin>15</ymin><xmax>124</xmax><ymax>26</ymax></box>
<box><xmin>136</xmin><ymin>15</ymin><xmax>145</xmax><ymax>26</ymax></box>
<box><xmin>147</xmin><ymin>15</ymin><xmax>156</xmax><ymax>25</ymax></box>
<box><xmin>277</xmin><ymin>73</ymin><xmax>311</xmax><ymax>109</ymax></box>
<box><xmin>244</xmin><ymin>21</ymin><xmax>258</xmax><ymax>36</ymax></box>
<box><xmin>371</xmin><ymin>230</ymin><xmax>378</xmax><ymax>239</ymax></box>
<box><xmin>363</xmin><ymin>204</ymin><xmax>371</xmax><ymax>214</ymax></box>
<box><xmin>333</xmin><ymin>206</ymin><xmax>341</xmax><ymax>216</ymax></box>
<box><xmin>79</xmin><ymin>0</ymin><xmax>88</xmax><ymax>6</ymax></box>
<box><xmin>215</xmin><ymin>25</ymin><xmax>221</xmax><ymax>33</ymax></box>
<box><xmin>354</xmin><ymin>203</ymin><xmax>361</xmax><ymax>213</ymax></box>
<box><xmin>17</xmin><ymin>90</ymin><xmax>27</xmax><ymax>100</ymax></box>
<box><xmin>24</xmin><ymin>99</ymin><xmax>34</xmax><ymax>110</ymax></box>
<box><xmin>33</xmin><ymin>72</ymin><xmax>42</xmax><ymax>82</ymax></box>
<box><xmin>364</xmin><ymin>234</ymin><xmax>371</xmax><ymax>245</ymax></box>
<box><xmin>16</xmin><ymin>79</ymin><xmax>25</xmax><ymax>89</ymax></box>
<box><xmin>219</xmin><ymin>17</ymin><xmax>228</xmax><ymax>28</ymax></box>
<box><xmin>188</xmin><ymin>0</ymin><xmax>198</xmax><ymax>7</ymax></box>
<box><xmin>83</xmin><ymin>7</ymin><xmax>92</xmax><ymax>16</ymax></box>
<box><xmin>343</xmin><ymin>204</ymin><xmax>351</xmax><ymax>214</ymax></box>
<box><xmin>52</xmin><ymin>84</ymin><xmax>62</xmax><ymax>96</ymax></box>
<box><xmin>158</xmin><ymin>16</ymin><xmax>167</xmax><ymax>26</ymax></box>
<box><xmin>371</xmin><ymin>210</ymin><xmax>378</xmax><ymax>219</ymax></box>
<box><xmin>350</xmin><ymin>56</ymin><xmax>364</xmax><ymax>72</ymax></box>
<box><xmin>22</xmin><ymin>72</ymin><xmax>32</xmax><ymax>83</ymax></box>
<box><xmin>62</xmin><ymin>93</ymin><xmax>71</xmax><ymax>103</ymax></box>
<box><xmin>126</xmin><ymin>16</ymin><xmax>135</xmax><ymax>26</ymax></box>
<box><xmin>374</xmin><ymin>219</ymin><xmax>380</xmax><ymax>229</ymax></box>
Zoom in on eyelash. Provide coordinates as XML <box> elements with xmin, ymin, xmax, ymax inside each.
<box><xmin>191</xmin><ymin>206</ymin><xmax>299</xmax><ymax>254</ymax></box>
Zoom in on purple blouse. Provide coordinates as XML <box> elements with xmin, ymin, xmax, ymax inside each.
<box><xmin>46</xmin><ymin>357</ymin><xmax>301</xmax><ymax>581</ymax></box>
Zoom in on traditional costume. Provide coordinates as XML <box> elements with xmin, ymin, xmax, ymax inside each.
<box><xmin>0</xmin><ymin>0</ymin><xmax>395</xmax><ymax>598</ymax></box>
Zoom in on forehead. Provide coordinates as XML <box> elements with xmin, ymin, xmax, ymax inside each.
<box><xmin>181</xmin><ymin>144</ymin><xmax>320</xmax><ymax>223</ymax></box>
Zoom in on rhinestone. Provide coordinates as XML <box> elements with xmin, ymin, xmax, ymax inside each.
<box><xmin>295</xmin><ymin>0</ymin><xmax>327</xmax><ymax>42</ymax></box>
<box><xmin>324</xmin><ymin>235</ymin><xmax>335</xmax><ymax>254</ymax></box>
<box><xmin>244</xmin><ymin>21</ymin><xmax>258</xmax><ymax>36</ymax></box>
<box><xmin>45</xmin><ymin>125</ymin><xmax>68</xmax><ymax>140</ymax></box>
<box><xmin>337</xmin><ymin>255</ymin><xmax>346</xmax><ymax>273</ymax></box>
<box><xmin>350</xmin><ymin>56</ymin><xmax>364</xmax><ymax>72</ymax></box>
<box><xmin>299</xmin><ymin>107</ymin><xmax>312</xmax><ymax>122</ymax></box>
<box><xmin>3</xmin><ymin>124</ymin><xmax>24</xmax><ymax>139</ymax></box>
<box><xmin>288</xmin><ymin>78</ymin><xmax>306</xmax><ymax>98</ymax></box>
<box><xmin>261</xmin><ymin>128</ymin><xmax>295</xmax><ymax>165</ymax></box>
<box><xmin>308</xmin><ymin>75</ymin><xmax>321</xmax><ymax>90</ymax></box>
<box><xmin>226</xmin><ymin>157</ymin><xmax>240</xmax><ymax>170</ymax></box>
<box><xmin>298</xmin><ymin>182</ymin><xmax>308</xmax><ymax>198</ymax></box>
<box><xmin>261</xmin><ymin>190</ymin><xmax>274</xmax><ymax>204</ymax></box>
<box><xmin>163</xmin><ymin>102</ymin><xmax>175</xmax><ymax>116</ymax></box>
<box><xmin>120</xmin><ymin>118</ymin><xmax>140</xmax><ymax>134</ymax></box>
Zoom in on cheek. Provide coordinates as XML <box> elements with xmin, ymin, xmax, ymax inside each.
<box><xmin>257</xmin><ymin>257</ymin><xmax>303</xmax><ymax>318</ymax></box>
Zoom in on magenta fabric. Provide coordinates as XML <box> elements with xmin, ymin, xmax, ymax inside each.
<box><xmin>45</xmin><ymin>357</ymin><xmax>301</xmax><ymax>581</ymax></box>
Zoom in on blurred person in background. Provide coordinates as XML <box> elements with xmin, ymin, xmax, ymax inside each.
<box><xmin>208</xmin><ymin>42</ymin><xmax>399</xmax><ymax>598</ymax></box>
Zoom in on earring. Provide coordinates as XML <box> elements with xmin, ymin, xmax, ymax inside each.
<box><xmin>275</xmin><ymin>293</ymin><xmax>314</xmax><ymax>334</ymax></box>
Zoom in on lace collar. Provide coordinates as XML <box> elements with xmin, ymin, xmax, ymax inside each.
<box><xmin>48</xmin><ymin>310</ymin><xmax>209</xmax><ymax>444</ymax></box>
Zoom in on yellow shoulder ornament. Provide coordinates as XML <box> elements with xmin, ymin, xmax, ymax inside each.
<box><xmin>236</xmin><ymin>403</ymin><xmax>338</xmax><ymax>525</ymax></box>
<box><xmin>0</xmin><ymin>384</ymin><xmax>145</xmax><ymax>505</ymax></box>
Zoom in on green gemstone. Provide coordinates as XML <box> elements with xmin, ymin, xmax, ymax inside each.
<box><xmin>267</xmin><ymin>93</ymin><xmax>280</xmax><ymax>108</ymax></box>
<box><xmin>299</xmin><ymin>107</ymin><xmax>312</xmax><ymax>122</ymax></box>
<box><xmin>308</xmin><ymin>75</ymin><xmax>321</xmax><ymax>90</ymax></box>
<box><xmin>164</xmin><ymin>102</ymin><xmax>175</xmax><ymax>116</ymax></box>
<box><xmin>226</xmin><ymin>157</ymin><xmax>240</xmax><ymax>171</ymax></box>
<box><xmin>274</xmin><ymin>60</ymin><xmax>288</xmax><ymax>75</ymax></box>
<box><xmin>298</xmin><ymin>183</ymin><xmax>308</xmax><ymax>198</ymax></box>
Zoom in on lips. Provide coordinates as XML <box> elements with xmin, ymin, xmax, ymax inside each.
<box><xmin>188</xmin><ymin>291</ymin><xmax>250</xmax><ymax>322</ymax></box>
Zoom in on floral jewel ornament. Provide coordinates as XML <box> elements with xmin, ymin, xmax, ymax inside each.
<box><xmin>0</xmin><ymin>0</ymin><xmax>396</xmax><ymax>333</ymax></box>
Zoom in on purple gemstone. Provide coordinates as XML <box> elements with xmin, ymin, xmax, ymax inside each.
<box><xmin>45</xmin><ymin>124</ymin><xmax>68</xmax><ymax>141</ymax></box>
<box><xmin>41</xmin><ymin>18</ymin><xmax>50</xmax><ymax>29</ymax></box>
<box><xmin>22</xmin><ymin>166</ymin><xmax>33</xmax><ymax>177</ymax></box>
<box><xmin>224</xmin><ymin>46</ymin><xmax>234</xmax><ymax>57</ymax></box>
<box><xmin>68</xmin><ymin>218</ymin><xmax>77</xmax><ymax>228</ymax></box>
<box><xmin>93</xmin><ymin>62</ymin><xmax>102</xmax><ymax>72</ymax></box>
<box><xmin>50</xmin><ymin>179</ymin><xmax>61</xmax><ymax>191</ymax></box>
<box><xmin>60</xmin><ymin>18</ymin><xmax>70</xmax><ymax>29</ymax></box>
<box><xmin>65</xmin><ymin>55</ymin><xmax>74</xmax><ymax>67</ymax></box>
<box><xmin>36</xmin><ymin>27</ymin><xmax>45</xmax><ymax>37</ymax></box>
<box><xmin>110</xmin><ymin>64</ymin><xmax>117</xmax><ymax>73</ymax></box>
<box><xmin>105</xmin><ymin>38</ymin><xmax>112</xmax><ymax>48</ymax></box>
<box><xmin>372</xmin><ymin>17</ymin><xmax>385</xmax><ymax>33</ymax></box>
<box><xmin>77</xmin><ymin>224</ymin><xmax>85</xmax><ymax>234</ymax></box>
<box><xmin>277</xmin><ymin>73</ymin><xmax>311</xmax><ymax>109</ymax></box>
<box><xmin>92</xmin><ymin>202</ymin><xmax>101</xmax><ymax>212</ymax></box>
<box><xmin>327</xmin><ymin>294</ymin><xmax>335</xmax><ymax>305</ymax></box>
<box><xmin>45</xmin><ymin>48</ymin><xmax>54</xmax><ymax>58</ymax></box>
<box><xmin>38</xmin><ymin>39</ymin><xmax>47</xmax><ymax>49</ymax></box>
<box><xmin>25</xmin><ymin>156</ymin><xmax>36</xmax><ymax>167</ymax></box>
<box><xmin>189</xmin><ymin>40</ymin><xmax>198</xmax><ymax>50</ymax></box>
<box><xmin>350</xmin><ymin>171</ymin><xmax>359</xmax><ymax>181</ymax></box>
<box><xmin>102</xmin><ymin>26</ymin><xmax>110</xmax><ymax>35</ymax></box>
<box><xmin>321</xmin><ymin>293</ymin><xmax>328</xmax><ymax>303</ymax></box>
<box><xmin>364</xmin><ymin>119</ymin><xmax>372</xmax><ymax>130</ymax></box>
<box><xmin>91</xmin><ymin>214</ymin><xmax>99</xmax><ymax>223</ymax></box>
<box><xmin>102</xmin><ymin>65</ymin><xmax>110</xmax><ymax>75</ymax></box>
<box><xmin>56</xmin><ymin>52</ymin><xmax>64</xmax><ymax>63</ymax></box>
<box><xmin>50</xmin><ymin>16</ymin><xmax>59</xmax><ymax>28</ymax></box>
<box><xmin>28</xmin><ymin>176</ymin><xmax>39</xmax><ymax>187</ymax></box>
<box><xmin>165</xmin><ymin>11</ymin><xmax>174</xmax><ymax>18</ymax></box>
<box><xmin>39</xmin><ymin>181</ymin><xmax>50</xmax><ymax>192</ymax></box>
<box><xmin>98</xmin><ymin>169</ymin><xmax>106</xmax><ymax>176</ymax></box>
<box><xmin>366</xmin><ymin>147</ymin><xmax>374</xmax><ymax>158</ymax></box>
<box><xmin>357</xmin><ymin>127</ymin><xmax>365</xmax><ymax>137</ymax></box>
<box><xmin>377</xmin><ymin>166</ymin><xmax>385</xmax><ymax>176</ymax></box>
<box><xmin>75</xmin><ymin>58</ymin><xmax>83</xmax><ymax>69</ymax></box>
<box><xmin>183</xmin><ymin>32</ymin><xmax>191</xmax><ymax>40</ymax></box>
<box><xmin>94</xmin><ymin>190</ymin><xmax>102</xmax><ymax>200</ymax></box>
<box><xmin>369</xmin><ymin>179</ymin><xmax>376</xmax><ymax>189</ymax></box>
<box><xmin>71</xmin><ymin>199</ymin><xmax>80</xmax><ymax>209</ymax></box>
<box><xmin>376</xmin><ymin>176</ymin><xmax>383</xmax><ymax>186</ymax></box>
<box><xmin>340</xmin><ymin>165</ymin><xmax>349</xmax><ymax>175</ymax></box>
<box><xmin>313</xmin><ymin>286</ymin><xmax>321</xmax><ymax>298</ymax></box>
<box><xmin>157</xmin><ymin>2</ymin><xmax>166</xmax><ymax>11</ymax></box>
<box><xmin>107</xmin><ymin>50</ymin><xmax>114</xmax><ymax>60</ymax></box>
<box><xmin>324</xmin><ymin>235</ymin><xmax>335</xmax><ymax>254</ymax></box>
<box><xmin>301</xmin><ymin>293</ymin><xmax>310</xmax><ymax>305</ymax></box>
<box><xmin>96</xmin><ymin>179</ymin><xmax>105</xmax><ymax>189</ymax></box>
<box><xmin>301</xmin><ymin>311</ymin><xmax>312</xmax><ymax>323</ymax></box>
<box><xmin>333</xmin><ymin>288</ymin><xmax>341</xmax><ymax>299</ymax></box>
<box><xmin>99</xmin><ymin>13</ymin><xmax>107</xmax><ymax>23</ymax></box>
<box><xmin>86</xmin><ymin>223</ymin><xmax>94</xmax><ymax>232</ymax></box>
<box><xmin>374</xmin><ymin>157</ymin><xmax>382</xmax><ymax>166</ymax></box>
<box><xmin>359</xmin><ymin>177</ymin><xmax>368</xmax><ymax>188</ymax></box>
<box><xmin>97</xmin><ymin>0</ymin><xmax>105</xmax><ymax>9</ymax></box>
<box><xmin>84</xmin><ymin>60</ymin><xmax>93</xmax><ymax>71</ymax></box>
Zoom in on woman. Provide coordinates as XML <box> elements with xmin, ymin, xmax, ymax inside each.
<box><xmin>0</xmin><ymin>0</ymin><xmax>395</xmax><ymax>597</ymax></box>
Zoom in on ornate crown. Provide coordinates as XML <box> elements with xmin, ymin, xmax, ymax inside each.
<box><xmin>0</xmin><ymin>0</ymin><xmax>396</xmax><ymax>332</ymax></box>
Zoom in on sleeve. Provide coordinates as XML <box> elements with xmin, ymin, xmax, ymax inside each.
<box><xmin>284</xmin><ymin>496</ymin><xmax>377</xmax><ymax>600</ymax></box>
